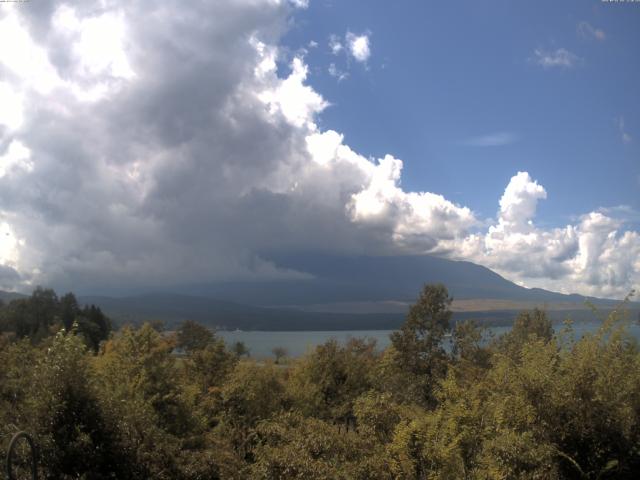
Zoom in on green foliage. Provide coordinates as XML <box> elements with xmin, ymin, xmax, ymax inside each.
<box><xmin>249</xmin><ymin>412</ymin><xmax>393</xmax><ymax>480</ymax></box>
<box><xmin>27</xmin><ymin>329</ymin><xmax>132</xmax><ymax>479</ymax></box>
<box><xmin>272</xmin><ymin>346</ymin><xmax>288</xmax><ymax>364</ymax></box>
<box><xmin>177</xmin><ymin>319</ymin><xmax>215</xmax><ymax>353</ymax></box>
<box><xmin>0</xmin><ymin>285</ymin><xmax>639</xmax><ymax>479</ymax></box>
<box><xmin>495</xmin><ymin>308</ymin><xmax>554</xmax><ymax>359</ymax></box>
<box><xmin>389</xmin><ymin>283</ymin><xmax>453</xmax><ymax>406</ymax></box>
<box><xmin>288</xmin><ymin>337</ymin><xmax>377</xmax><ymax>421</ymax></box>
<box><xmin>220</xmin><ymin>361</ymin><xmax>286</xmax><ymax>427</ymax></box>
<box><xmin>187</xmin><ymin>339</ymin><xmax>237</xmax><ymax>394</ymax></box>
<box><xmin>232</xmin><ymin>340</ymin><xmax>250</xmax><ymax>358</ymax></box>
<box><xmin>353</xmin><ymin>391</ymin><xmax>403</xmax><ymax>443</ymax></box>
<box><xmin>0</xmin><ymin>288</ymin><xmax>111</xmax><ymax>350</ymax></box>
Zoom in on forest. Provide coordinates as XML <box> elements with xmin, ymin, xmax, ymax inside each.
<box><xmin>0</xmin><ymin>285</ymin><xmax>639</xmax><ymax>479</ymax></box>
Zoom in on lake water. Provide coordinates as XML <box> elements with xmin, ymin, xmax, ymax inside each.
<box><xmin>218</xmin><ymin>321</ymin><xmax>640</xmax><ymax>359</ymax></box>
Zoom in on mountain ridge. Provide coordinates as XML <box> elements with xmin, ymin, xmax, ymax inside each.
<box><xmin>1</xmin><ymin>254</ymin><xmax>634</xmax><ymax>330</ymax></box>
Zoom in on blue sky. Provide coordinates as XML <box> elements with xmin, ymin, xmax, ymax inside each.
<box><xmin>0</xmin><ymin>0</ymin><xmax>638</xmax><ymax>298</ymax></box>
<box><xmin>282</xmin><ymin>0</ymin><xmax>639</xmax><ymax>227</ymax></box>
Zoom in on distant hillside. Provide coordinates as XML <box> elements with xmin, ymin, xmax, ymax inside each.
<box><xmin>184</xmin><ymin>253</ymin><xmax>619</xmax><ymax>308</ymax></box>
<box><xmin>73</xmin><ymin>253</ymin><xmax>635</xmax><ymax>331</ymax></box>
<box><xmin>2</xmin><ymin>252</ymin><xmax>635</xmax><ymax>331</ymax></box>
<box><xmin>76</xmin><ymin>292</ymin><xmax>635</xmax><ymax>332</ymax></box>
<box><xmin>0</xmin><ymin>287</ymin><xmax>632</xmax><ymax>331</ymax></box>
<box><xmin>78</xmin><ymin>293</ymin><xmax>407</xmax><ymax>331</ymax></box>
<box><xmin>0</xmin><ymin>290</ymin><xmax>26</xmax><ymax>303</ymax></box>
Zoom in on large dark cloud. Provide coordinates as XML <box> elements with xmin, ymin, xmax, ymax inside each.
<box><xmin>0</xmin><ymin>0</ymin><xmax>637</xmax><ymax>297</ymax></box>
<box><xmin>0</xmin><ymin>0</ymin><xmax>401</xmax><ymax>292</ymax></box>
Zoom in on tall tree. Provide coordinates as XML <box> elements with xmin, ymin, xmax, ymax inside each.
<box><xmin>176</xmin><ymin>319</ymin><xmax>214</xmax><ymax>353</ymax></box>
<box><xmin>389</xmin><ymin>283</ymin><xmax>452</xmax><ymax>406</ymax></box>
<box><xmin>59</xmin><ymin>292</ymin><xmax>80</xmax><ymax>331</ymax></box>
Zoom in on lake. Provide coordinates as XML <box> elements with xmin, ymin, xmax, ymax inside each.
<box><xmin>218</xmin><ymin>320</ymin><xmax>640</xmax><ymax>359</ymax></box>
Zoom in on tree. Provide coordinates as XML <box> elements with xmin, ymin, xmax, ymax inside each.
<box><xmin>495</xmin><ymin>308</ymin><xmax>554</xmax><ymax>359</ymax></box>
<box><xmin>77</xmin><ymin>305</ymin><xmax>112</xmax><ymax>351</ymax></box>
<box><xmin>187</xmin><ymin>339</ymin><xmax>237</xmax><ymax>393</ymax></box>
<box><xmin>59</xmin><ymin>292</ymin><xmax>80</xmax><ymax>331</ymax></box>
<box><xmin>176</xmin><ymin>319</ymin><xmax>214</xmax><ymax>353</ymax></box>
<box><xmin>451</xmin><ymin>320</ymin><xmax>491</xmax><ymax>376</ymax></box>
<box><xmin>288</xmin><ymin>338</ymin><xmax>377</xmax><ymax>422</ymax></box>
<box><xmin>2</xmin><ymin>288</ymin><xmax>59</xmax><ymax>340</ymax></box>
<box><xmin>249</xmin><ymin>412</ymin><xmax>393</xmax><ymax>480</ymax></box>
<box><xmin>232</xmin><ymin>341</ymin><xmax>250</xmax><ymax>358</ymax></box>
<box><xmin>27</xmin><ymin>329</ymin><xmax>134</xmax><ymax>479</ymax></box>
<box><xmin>0</xmin><ymin>289</ymin><xmax>111</xmax><ymax>350</ymax></box>
<box><xmin>94</xmin><ymin>323</ymin><xmax>209</xmax><ymax>479</ymax></box>
<box><xmin>389</xmin><ymin>283</ymin><xmax>452</xmax><ymax>406</ymax></box>
<box><xmin>272</xmin><ymin>346</ymin><xmax>288</xmax><ymax>364</ymax></box>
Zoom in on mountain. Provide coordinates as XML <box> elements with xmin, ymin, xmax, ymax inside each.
<box><xmin>0</xmin><ymin>290</ymin><xmax>27</xmax><ymax>303</ymax></box>
<box><xmin>2</xmin><ymin>254</ymin><xmax>634</xmax><ymax>331</ymax></box>
<box><xmin>186</xmin><ymin>253</ymin><xmax>613</xmax><ymax>308</ymax></box>
<box><xmin>78</xmin><ymin>293</ymin><xmax>408</xmax><ymax>331</ymax></box>
<box><xmin>73</xmin><ymin>254</ymin><xmax>633</xmax><ymax>331</ymax></box>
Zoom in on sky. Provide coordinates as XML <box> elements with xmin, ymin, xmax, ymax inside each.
<box><xmin>0</xmin><ymin>0</ymin><xmax>638</xmax><ymax>299</ymax></box>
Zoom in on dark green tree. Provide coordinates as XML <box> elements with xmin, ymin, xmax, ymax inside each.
<box><xmin>272</xmin><ymin>346</ymin><xmax>288</xmax><ymax>364</ymax></box>
<box><xmin>495</xmin><ymin>308</ymin><xmax>554</xmax><ymax>359</ymax></box>
<box><xmin>232</xmin><ymin>341</ymin><xmax>250</xmax><ymax>358</ymax></box>
<box><xmin>176</xmin><ymin>319</ymin><xmax>214</xmax><ymax>353</ymax></box>
<box><xmin>389</xmin><ymin>283</ymin><xmax>452</xmax><ymax>406</ymax></box>
<box><xmin>59</xmin><ymin>292</ymin><xmax>80</xmax><ymax>331</ymax></box>
<box><xmin>77</xmin><ymin>305</ymin><xmax>112</xmax><ymax>351</ymax></box>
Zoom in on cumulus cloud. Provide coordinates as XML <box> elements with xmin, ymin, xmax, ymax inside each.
<box><xmin>326</xmin><ymin>30</ymin><xmax>371</xmax><ymax>81</ymax></box>
<box><xmin>0</xmin><ymin>0</ymin><xmax>637</xmax><ymax>299</ymax></box>
<box><xmin>532</xmin><ymin>48</ymin><xmax>581</xmax><ymax>69</ymax></box>
<box><xmin>452</xmin><ymin>173</ymin><xmax>639</xmax><ymax>298</ymax></box>
<box><xmin>348</xmin><ymin>154</ymin><xmax>476</xmax><ymax>252</ymax></box>
<box><xmin>497</xmin><ymin>172</ymin><xmax>547</xmax><ymax>231</ymax></box>
<box><xmin>0</xmin><ymin>141</ymin><xmax>33</xmax><ymax>178</ymax></box>
<box><xmin>346</xmin><ymin>31</ymin><xmax>371</xmax><ymax>63</ymax></box>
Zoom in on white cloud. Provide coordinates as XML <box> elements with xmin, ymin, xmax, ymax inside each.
<box><xmin>259</xmin><ymin>56</ymin><xmax>328</xmax><ymax>129</ymax></box>
<box><xmin>348</xmin><ymin>154</ymin><xmax>476</xmax><ymax>251</ymax></box>
<box><xmin>578</xmin><ymin>21</ymin><xmax>606</xmax><ymax>41</ymax></box>
<box><xmin>0</xmin><ymin>11</ymin><xmax>63</xmax><ymax>95</ymax></box>
<box><xmin>451</xmin><ymin>173</ymin><xmax>639</xmax><ymax>298</ymax></box>
<box><xmin>0</xmin><ymin>140</ymin><xmax>33</xmax><ymax>178</ymax></box>
<box><xmin>326</xmin><ymin>30</ymin><xmax>371</xmax><ymax>81</ymax></box>
<box><xmin>462</xmin><ymin>132</ymin><xmax>518</xmax><ymax>147</ymax></box>
<box><xmin>346</xmin><ymin>31</ymin><xmax>371</xmax><ymax>63</ymax></box>
<box><xmin>328</xmin><ymin>63</ymin><xmax>348</xmax><ymax>82</ymax></box>
<box><xmin>497</xmin><ymin>171</ymin><xmax>547</xmax><ymax>232</ymax></box>
<box><xmin>52</xmin><ymin>5</ymin><xmax>135</xmax><ymax>81</ymax></box>
<box><xmin>289</xmin><ymin>0</ymin><xmax>309</xmax><ymax>8</ymax></box>
<box><xmin>532</xmin><ymin>48</ymin><xmax>581</xmax><ymax>69</ymax></box>
<box><xmin>329</xmin><ymin>34</ymin><xmax>343</xmax><ymax>55</ymax></box>
<box><xmin>0</xmin><ymin>82</ymin><xmax>24</xmax><ymax>130</ymax></box>
<box><xmin>0</xmin><ymin>0</ymin><xmax>636</xmax><ymax>299</ymax></box>
<box><xmin>0</xmin><ymin>221</ymin><xmax>21</xmax><ymax>268</ymax></box>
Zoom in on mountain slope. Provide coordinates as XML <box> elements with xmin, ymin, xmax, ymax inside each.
<box><xmin>188</xmin><ymin>253</ymin><xmax>608</xmax><ymax>307</ymax></box>
<box><xmin>0</xmin><ymin>290</ymin><xmax>27</xmax><ymax>303</ymax></box>
<box><xmin>3</xmin><ymin>253</ymin><xmax>633</xmax><ymax>331</ymax></box>
<box><xmin>78</xmin><ymin>293</ymin><xmax>407</xmax><ymax>330</ymax></box>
